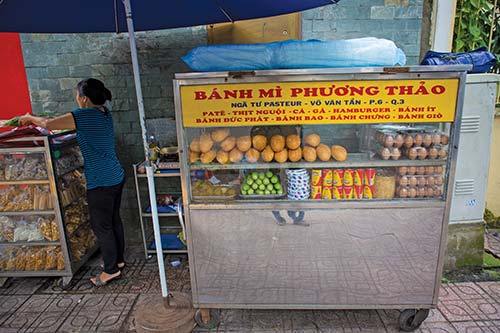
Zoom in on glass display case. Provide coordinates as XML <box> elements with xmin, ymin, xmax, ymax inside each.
<box><xmin>173</xmin><ymin>67</ymin><xmax>468</xmax><ymax>329</ymax></box>
<box><xmin>0</xmin><ymin>133</ymin><xmax>97</xmax><ymax>287</ymax></box>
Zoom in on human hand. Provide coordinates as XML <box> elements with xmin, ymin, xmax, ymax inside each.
<box><xmin>18</xmin><ymin>113</ymin><xmax>33</xmax><ymax>126</ymax></box>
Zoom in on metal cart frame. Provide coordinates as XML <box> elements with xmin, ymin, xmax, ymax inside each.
<box><xmin>173</xmin><ymin>66</ymin><xmax>468</xmax><ymax>330</ymax></box>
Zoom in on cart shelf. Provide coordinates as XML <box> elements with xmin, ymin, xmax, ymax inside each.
<box><xmin>0</xmin><ymin>241</ymin><xmax>60</xmax><ymax>246</ymax></box>
<box><xmin>189</xmin><ymin>154</ymin><xmax>447</xmax><ymax>171</ymax></box>
<box><xmin>0</xmin><ymin>180</ymin><xmax>50</xmax><ymax>185</ymax></box>
<box><xmin>0</xmin><ymin>210</ymin><xmax>56</xmax><ymax>216</ymax></box>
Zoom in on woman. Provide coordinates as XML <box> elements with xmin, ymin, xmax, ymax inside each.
<box><xmin>19</xmin><ymin>78</ymin><xmax>125</xmax><ymax>287</ymax></box>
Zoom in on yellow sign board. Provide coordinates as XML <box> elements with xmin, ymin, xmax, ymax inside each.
<box><xmin>180</xmin><ymin>79</ymin><xmax>459</xmax><ymax>127</ymax></box>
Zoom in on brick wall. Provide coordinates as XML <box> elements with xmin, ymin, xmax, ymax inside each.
<box><xmin>302</xmin><ymin>0</ymin><xmax>423</xmax><ymax>65</ymax></box>
<box><xmin>21</xmin><ymin>1</ymin><xmax>425</xmax><ymax>243</ymax></box>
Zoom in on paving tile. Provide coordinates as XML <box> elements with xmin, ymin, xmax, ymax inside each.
<box><xmin>0</xmin><ymin>295</ymin><xmax>30</xmax><ymax>315</ymax></box>
<box><xmin>44</xmin><ymin>294</ymin><xmax>83</xmax><ymax>313</ymax></box>
<box><xmin>25</xmin><ymin>311</ymin><xmax>69</xmax><ymax>333</ymax></box>
<box><xmin>477</xmin><ymin>282</ymin><xmax>500</xmax><ymax>300</ymax></box>
<box><xmin>485</xmin><ymin>232</ymin><xmax>500</xmax><ymax>258</ymax></box>
<box><xmin>311</xmin><ymin>310</ymin><xmax>346</xmax><ymax>331</ymax></box>
<box><xmin>250</xmin><ymin>309</ymin><xmax>285</xmax><ymax>331</ymax></box>
<box><xmin>343</xmin><ymin>310</ymin><xmax>385</xmax><ymax>330</ymax></box>
<box><xmin>16</xmin><ymin>295</ymin><xmax>56</xmax><ymax>313</ymax></box>
<box><xmin>448</xmin><ymin>283</ymin><xmax>487</xmax><ymax>300</ymax></box>
<box><xmin>0</xmin><ymin>278</ymin><xmax>48</xmax><ymax>296</ymax></box>
<box><xmin>217</xmin><ymin>309</ymin><xmax>252</xmax><ymax>332</ymax></box>
<box><xmin>419</xmin><ymin>322</ymin><xmax>458</xmax><ymax>332</ymax></box>
<box><xmin>90</xmin><ymin>310</ymin><xmax>130</xmax><ymax>332</ymax></box>
<box><xmin>0</xmin><ymin>311</ymin><xmax>40</xmax><ymax>332</ymax></box>
<box><xmin>56</xmin><ymin>313</ymin><xmax>95</xmax><ymax>332</ymax></box>
<box><xmin>451</xmin><ymin>321</ymin><xmax>491</xmax><ymax>333</ymax></box>
<box><xmin>438</xmin><ymin>299</ymin><xmax>478</xmax><ymax>322</ymax></box>
<box><xmin>440</xmin><ymin>284</ymin><xmax>461</xmax><ymax>302</ymax></box>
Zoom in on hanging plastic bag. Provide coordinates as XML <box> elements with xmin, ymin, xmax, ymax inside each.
<box><xmin>420</xmin><ymin>47</ymin><xmax>497</xmax><ymax>73</ymax></box>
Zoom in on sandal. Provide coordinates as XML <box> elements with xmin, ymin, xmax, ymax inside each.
<box><xmin>90</xmin><ymin>272</ymin><xmax>121</xmax><ymax>287</ymax></box>
<box><xmin>117</xmin><ymin>262</ymin><xmax>126</xmax><ymax>270</ymax></box>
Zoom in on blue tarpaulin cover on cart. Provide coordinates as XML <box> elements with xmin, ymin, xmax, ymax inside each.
<box><xmin>150</xmin><ymin>234</ymin><xmax>186</xmax><ymax>250</ymax></box>
<box><xmin>182</xmin><ymin>38</ymin><xmax>407</xmax><ymax>71</ymax></box>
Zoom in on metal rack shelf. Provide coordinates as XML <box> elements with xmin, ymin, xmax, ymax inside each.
<box><xmin>0</xmin><ymin>180</ymin><xmax>50</xmax><ymax>185</ymax></box>
<box><xmin>0</xmin><ymin>210</ymin><xmax>56</xmax><ymax>216</ymax></box>
<box><xmin>133</xmin><ymin>162</ymin><xmax>186</xmax><ymax>259</ymax></box>
<box><xmin>0</xmin><ymin>241</ymin><xmax>60</xmax><ymax>246</ymax></box>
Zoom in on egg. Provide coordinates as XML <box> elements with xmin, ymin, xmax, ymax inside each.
<box><xmin>441</xmin><ymin>134</ymin><xmax>449</xmax><ymax>145</ymax></box>
<box><xmin>426</xmin><ymin>187</ymin><xmax>435</xmax><ymax>197</ymax></box>
<box><xmin>381</xmin><ymin>147</ymin><xmax>391</xmax><ymax>160</ymax></box>
<box><xmin>432</xmin><ymin>133</ymin><xmax>441</xmax><ymax>146</ymax></box>
<box><xmin>391</xmin><ymin>147</ymin><xmax>401</xmax><ymax>160</ymax></box>
<box><xmin>417</xmin><ymin>177</ymin><xmax>426</xmax><ymax>187</ymax></box>
<box><xmin>414</xmin><ymin>134</ymin><xmax>423</xmax><ymax>147</ymax></box>
<box><xmin>425</xmin><ymin>166</ymin><xmax>435</xmax><ymax>175</ymax></box>
<box><xmin>394</xmin><ymin>134</ymin><xmax>404</xmax><ymax>148</ymax></box>
<box><xmin>404</xmin><ymin>135</ymin><xmax>414</xmax><ymax>148</ymax></box>
<box><xmin>399</xmin><ymin>187</ymin><xmax>408</xmax><ymax>198</ymax></box>
<box><xmin>398</xmin><ymin>166</ymin><xmax>408</xmax><ymax>175</ymax></box>
<box><xmin>409</xmin><ymin>176</ymin><xmax>418</xmax><ymax>187</ymax></box>
<box><xmin>435</xmin><ymin>175</ymin><xmax>443</xmax><ymax>186</ymax></box>
<box><xmin>423</xmin><ymin>134</ymin><xmax>432</xmax><ymax>147</ymax></box>
<box><xmin>417</xmin><ymin>148</ymin><xmax>428</xmax><ymax>160</ymax></box>
<box><xmin>408</xmin><ymin>187</ymin><xmax>417</xmax><ymax>198</ymax></box>
<box><xmin>439</xmin><ymin>148</ymin><xmax>447</xmax><ymax>159</ymax></box>
<box><xmin>429</xmin><ymin>147</ymin><xmax>439</xmax><ymax>159</ymax></box>
<box><xmin>417</xmin><ymin>166</ymin><xmax>426</xmax><ymax>175</ymax></box>
<box><xmin>417</xmin><ymin>187</ymin><xmax>426</xmax><ymax>198</ymax></box>
<box><xmin>434</xmin><ymin>187</ymin><xmax>442</xmax><ymax>197</ymax></box>
<box><xmin>408</xmin><ymin>166</ymin><xmax>417</xmax><ymax>175</ymax></box>
<box><xmin>427</xmin><ymin>176</ymin><xmax>435</xmax><ymax>186</ymax></box>
<box><xmin>399</xmin><ymin>176</ymin><xmax>409</xmax><ymax>187</ymax></box>
<box><xmin>384</xmin><ymin>135</ymin><xmax>394</xmax><ymax>147</ymax></box>
<box><xmin>435</xmin><ymin>166</ymin><xmax>444</xmax><ymax>174</ymax></box>
<box><xmin>407</xmin><ymin>148</ymin><xmax>418</xmax><ymax>160</ymax></box>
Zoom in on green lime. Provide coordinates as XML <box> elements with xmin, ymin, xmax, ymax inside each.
<box><xmin>263</xmin><ymin>178</ymin><xmax>270</xmax><ymax>185</ymax></box>
<box><xmin>247</xmin><ymin>188</ymin><xmax>254</xmax><ymax>195</ymax></box>
<box><xmin>266</xmin><ymin>184</ymin><xmax>274</xmax><ymax>191</ymax></box>
<box><xmin>264</xmin><ymin>190</ymin><xmax>271</xmax><ymax>195</ymax></box>
<box><xmin>251</xmin><ymin>172</ymin><xmax>258</xmax><ymax>180</ymax></box>
<box><xmin>246</xmin><ymin>178</ymin><xmax>254</xmax><ymax>185</ymax></box>
<box><xmin>256</xmin><ymin>179</ymin><xmax>263</xmax><ymax>185</ymax></box>
<box><xmin>272</xmin><ymin>190</ymin><xmax>277</xmax><ymax>194</ymax></box>
<box><xmin>266</xmin><ymin>171</ymin><xmax>273</xmax><ymax>178</ymax></box>
<box><xmin>258</xmin><ymin>172</ymin><xmax>265</xmax><ymax>180</ymax></box>
<box><xmin>277</xmin><ymin>189</ymin><xmax>283</xmax><ymax>194</ymax></box>
<box><xmin>241</xmin><ymin>190</ymin><xmax>247</xmax><ymax>195</ymax></box>
<box><xmin>274</xmin><ymin>183</ymin><xmax>282</xmax><ymax>190</ymax></box>
<box><xmin>270</xmin><ymin>175</ymin><xmax>279</xmax><ymax>184</ymax></box>
<box><xmin>252</xmin><ymin>183</ymin><xmax>259</xmax><ymax>190</ymax></box>
<box><xmin>259</xmin><ymin>184</ymin><xmax>266</xmax><ymax>191</ymax></box>
<box><xmin>242</xmin><ymin>184</ymin><xmax>250</xmax><ymax>191</ymax></box>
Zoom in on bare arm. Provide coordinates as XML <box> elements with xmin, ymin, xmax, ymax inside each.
<box><xmin>18</xmin><ymin>113</ymin><xmax>76</xmax><ymax>131</ymax></box>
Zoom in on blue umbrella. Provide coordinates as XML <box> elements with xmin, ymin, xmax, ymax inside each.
<box><xmin>0</xmin><ymin>0</ymin><xmax>339</xmax><ymax>311</ymax></box>
<box><xmin>0</xmin><ymin>0</ymin><xmax>339</xmax><ymax>33</ymax></box>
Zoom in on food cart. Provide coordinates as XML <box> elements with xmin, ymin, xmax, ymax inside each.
<box><xmin>173</xmin><ymin>66</ymin><xmax>467</xmax><ymax>331</ymax></box>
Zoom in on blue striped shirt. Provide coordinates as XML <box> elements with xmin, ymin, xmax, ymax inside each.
<box><xmin>71</xmin><ymin>107</ymin><xmax>125</xmax><ymax>190</ymax></box>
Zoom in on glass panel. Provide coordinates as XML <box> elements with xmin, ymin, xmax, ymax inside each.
<box><xmin>185</xmin><ymin>123</ymin><xmax>450</xmax><ymax>202</ymax></box>
<box><xmin>0</xmin><ymin>152</ymin><xmax>48</xmax><ymax>181</ymax></box>
<box><xmin>0</xmin><ymin>215</ymin><xmax>59</xmax><ymax>243</ymax></box>
<box><xmin>0</xmin><ymin>184</ymin><xmax>53</xmax><ymax>211</ymax></box>
<box><xmin>0</xmin><ymin>245</ymin><xmax>65</xmax><ymax>272</ymax></box>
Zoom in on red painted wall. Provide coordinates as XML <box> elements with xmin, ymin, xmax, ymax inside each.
<box><xmin>0</xmin><ymin>33</ymin><xmax>32</xmax><ymax>122</ymax></box>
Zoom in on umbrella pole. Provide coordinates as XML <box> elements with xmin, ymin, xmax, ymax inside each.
<box><xmin>122</xmin><ymin>0</ymin><xmax>168</xmax><ymax>298</ymax></box>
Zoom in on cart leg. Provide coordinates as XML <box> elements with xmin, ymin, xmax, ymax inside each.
<box><xmin>194</xmin><ymin>309</ymin><xmax>220</xmax><ymax>329</ymax></box>
<box><xmin>399</xmin><ymin>309</ymin><xmax>430</xmax><ymax>331</ymax></box>
<box><xmin>58</xmin><ymin>276</ymin><xmax>73</xmax><ymax>290</ymax></box>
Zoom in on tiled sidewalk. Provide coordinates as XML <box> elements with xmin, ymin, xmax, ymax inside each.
<box><xmin>1</xmin><ymin>255</ymin><xmax>500</xmax><ymax>332</ymax></box>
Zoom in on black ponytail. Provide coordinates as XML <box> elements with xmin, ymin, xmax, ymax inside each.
<box><xmin>76</xmin><ymin>78</ymin><xmax>112</xmax><ymax>105</ymax></box>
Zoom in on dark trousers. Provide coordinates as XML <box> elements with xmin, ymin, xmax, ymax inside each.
<box><xmin>86</xmin><ymin>179</ymin><xmax>125</xmax><ymax>274</ymax></box>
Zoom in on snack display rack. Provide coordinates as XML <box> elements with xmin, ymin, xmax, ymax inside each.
<box><xmin>133</xmin><ymin>162</ymin><xmax>187</xmax><ymax>259</ymax></box>
<box><xmin>173</xmin><ymin>66</ymin><xmax>468</xmax><ymax>331</ymax></box>
<box><xmin>0</xmin><ymin>132</ymin><xmax>98</xmax><ymax>287</ymax></box>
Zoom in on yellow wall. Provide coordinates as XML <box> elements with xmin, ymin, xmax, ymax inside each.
<box><xmin>487</xmin><ymin>113</ymin><xmax>500</xmax><ymax>216</ymax></box>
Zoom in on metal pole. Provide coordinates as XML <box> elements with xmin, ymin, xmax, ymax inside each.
<box><xmin>122</xmin><ymin>0</ymin><xmax>169</xmax><ymax>298</ymax></box>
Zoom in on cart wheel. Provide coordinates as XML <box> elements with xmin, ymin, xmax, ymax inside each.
<box><xmin>399</xmin><ymin>309</ymin><xmax>429</xmax><ymax>332</ymax></box>
<box><xmin>194</xmin><ymin>309</ymin><xmax>220</xmax><ymax>329</ymax></box>
<box><xmin>57</xmin><ymin>277</ymin><xmax>73</xmax><ymax>290</ymax></box>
